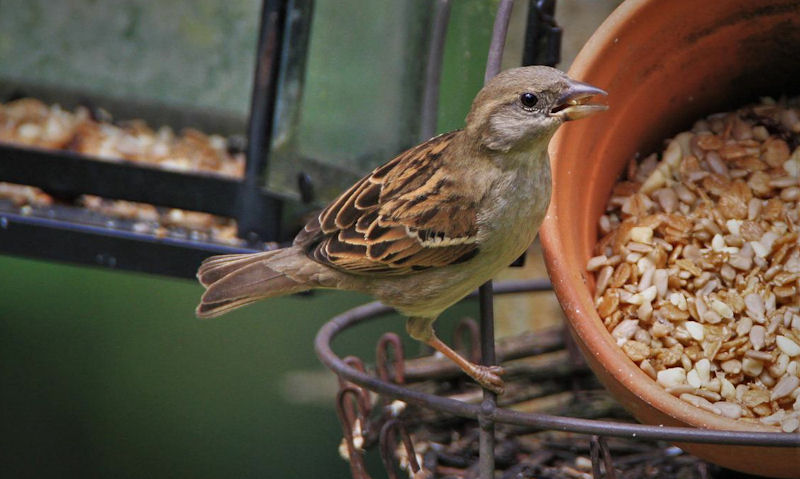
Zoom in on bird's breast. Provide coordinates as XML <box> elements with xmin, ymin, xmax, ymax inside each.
<box><xmin>477</xmin><ymin>152</ymin><xmax>552</xmax><ymax>263</ymax></box>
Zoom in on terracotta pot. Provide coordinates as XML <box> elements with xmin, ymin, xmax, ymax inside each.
<box><xmin>540</xmin><ymin>0</ymin><xmax>800</xmax><ymax>476</ymax></box>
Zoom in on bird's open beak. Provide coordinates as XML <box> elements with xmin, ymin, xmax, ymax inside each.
<box><xmin>550</xmin><ymin>80</ymin><xmax>608</xmax><ymax>121</ymax></box>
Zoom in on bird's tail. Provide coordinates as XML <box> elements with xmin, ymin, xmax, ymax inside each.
<box><xmin>196</xmin><ymin>246</ymin><xmax>315</xmax><ymax>318</ymax></box>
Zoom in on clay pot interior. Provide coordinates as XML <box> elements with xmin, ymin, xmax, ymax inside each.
<box><xmin>540</xmin><ymin>0</ymin><xmax>800</xmax><ymax>477</ymax></box>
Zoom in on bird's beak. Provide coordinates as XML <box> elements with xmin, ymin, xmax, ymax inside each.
<box><xmin>550</xmin><ymin>80</ymin><xmax>608</xmax><ymax>121</ymax></box>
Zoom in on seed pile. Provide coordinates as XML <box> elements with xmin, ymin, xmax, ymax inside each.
<box><xmin>588</xmin><ymin>97</ymin><xmax>800</xmax><ymax>432</ymax></box>
<box><xmin>0</xmin><ymin>98</ymin><xmax>244</xmax><ymax>176</ymax></box>
<box><xmin>0</xmin><ymin>98</ymin><xmax>245</xmax><ymax>244</ymax></box>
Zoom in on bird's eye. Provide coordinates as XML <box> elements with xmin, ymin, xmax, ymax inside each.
<box><xmin>520</xmin><ymin>92</ymin><xmax>538</xmax><ymax>108</ymax></box>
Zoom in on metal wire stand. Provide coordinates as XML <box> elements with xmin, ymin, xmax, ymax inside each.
<box><xmin>315</xmin><ymin>279</ymin><xmax>800</xmax><ymax>479</ymax></box>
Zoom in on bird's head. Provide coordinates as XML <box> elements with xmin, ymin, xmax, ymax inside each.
<box><xmin>465</xmin><ymin>65</ymin><xmax>607</xmax><ymax>153</ymax></box>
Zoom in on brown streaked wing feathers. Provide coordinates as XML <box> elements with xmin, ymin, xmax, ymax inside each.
<box><xmin>294</xmin><ymin>131</ymin><xmax>479</xmax><ymax>275</ymax></box>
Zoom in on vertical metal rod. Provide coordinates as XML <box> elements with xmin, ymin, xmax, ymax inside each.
<box><xmin>484</xmin><ymin>0</ymin><xmax>516</xmax><ymax>83</ymax></box>
<box><xmin>477</xmin><ymin>282</ymin><xmax>497</xmax><ymax>479</ymax></box>
<box><xmin>479</xmin><ymin>2</ymin><xmax>515</xmax><ymax>477</ymax></box>
<box><xmin>419</xmin><ymin>0</ymin><xmax>452</xmax><ymax>142</ymax></box>
<box><xmin>478</xmin><ymin>284</ymin><xmax>498</xmax><ymax>367</ymax></box>
<box><xmin>237</xmin><ymin>0</ymin><xmax>288</xmax><ymax>243</ymax></box>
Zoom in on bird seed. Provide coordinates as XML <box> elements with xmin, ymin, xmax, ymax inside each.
<box><xmin>589</xmin><ymin>97</ymin><xmax>800</xmax><ymax>432</ymax></box>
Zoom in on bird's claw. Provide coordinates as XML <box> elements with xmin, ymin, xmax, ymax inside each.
<box><xmin>472</xmin><ymin>364</ymin><xmax>506</xmax><ymax>395</ymax></box>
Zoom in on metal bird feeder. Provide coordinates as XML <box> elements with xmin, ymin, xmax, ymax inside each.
<box><xmin>0</xmin><ymin>0</ymin><xmax>437</xmax><ymax>277</ymax></box>
<box><xmin>0</xmin><ymin>0</ymin><xmax>305</xmax><ymax>276</ymax></box>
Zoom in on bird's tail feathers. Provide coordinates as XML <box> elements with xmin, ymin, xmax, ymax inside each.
<box><xmin>196</xmin><ymin>246</ymin><xmax>314</xmax><ymax>318</ymax></box>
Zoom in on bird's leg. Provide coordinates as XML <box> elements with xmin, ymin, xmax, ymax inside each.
<box><xmin>406</xmin><ymin>316</ymin><xmax>505</xmax><ymax>394</ymax></box>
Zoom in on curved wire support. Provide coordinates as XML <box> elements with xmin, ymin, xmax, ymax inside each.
<box><xmin>336</xmin><ymin>385</ymin><xmax>373</xmax><ymax>479</ymax></box>
<box><xmin>376</xmin><ymin>333</ymin><xmax>406</xmax><ymax>385</ymax></box>
<box><xmin>339</xmin><ymin>355</ymin><xmax>368</xmax><ymax>389</ymax></box>
<box><xmin>379</xmin><ymin>419</ymin><xmax>421</xmax><ymax>479</ymax></box>
<box><xmin>590</xmin><ymin>435</ymin><xmax>617</xmax><ymax>479</ymax></box>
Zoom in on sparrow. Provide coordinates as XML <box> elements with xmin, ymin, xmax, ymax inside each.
<box><xmin>196</xmin><ymin>66</ymin><xmax>607</xmax><ymax>394</ymax></box>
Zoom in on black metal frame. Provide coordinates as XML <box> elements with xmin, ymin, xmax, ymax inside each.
<box><xmin>523</xmin><ymin>0</ymin><xmax>562</xmax><ymax>67</ymax></box>
<box><xmin>0</xmin><ymin>0</ymin><xmax>296</xmax><ymax>277</ymax></box>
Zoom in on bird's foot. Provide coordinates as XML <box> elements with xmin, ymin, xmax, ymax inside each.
<box><xmin>470</xmin><ymin>364</ymin><xmax>506</xmax><ymax>395</ymax></box>
<box><xmin>418</xmin><ymin>330</ymin><xmax>507</xmax><ymax>394</ymax></box>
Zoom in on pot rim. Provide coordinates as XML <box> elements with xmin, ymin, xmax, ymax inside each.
<box><xmin>540</xmin><ymin>0</ymin><xmax>782</xmax><ymax>434</ymax></box>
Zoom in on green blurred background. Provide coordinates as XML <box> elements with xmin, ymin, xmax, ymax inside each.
<box><xmin>1</xmin><ymin>254</ymin><xmax>486</xmax><ymax>478</ymax></box>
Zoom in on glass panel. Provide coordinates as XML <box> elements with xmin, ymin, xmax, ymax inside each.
<box><xmin>269</xmin><ymin>0</ymin><xmax>433</xmax><ymax>201</ymax></box>
<box><xmin>270</xmin><ymin>0</ymin><xmax>497</xmax><ymax>203</ymax></box>
<box><xmin>0</xmin><ymin>0</ymin><xmax>261</xmax><ymax>132</ymax></box>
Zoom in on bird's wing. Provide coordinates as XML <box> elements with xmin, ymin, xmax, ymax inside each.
<box><xmin>294</xmin><ymin>131</ymin><xmax>480</xmax><ymax>275</ymax></box>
